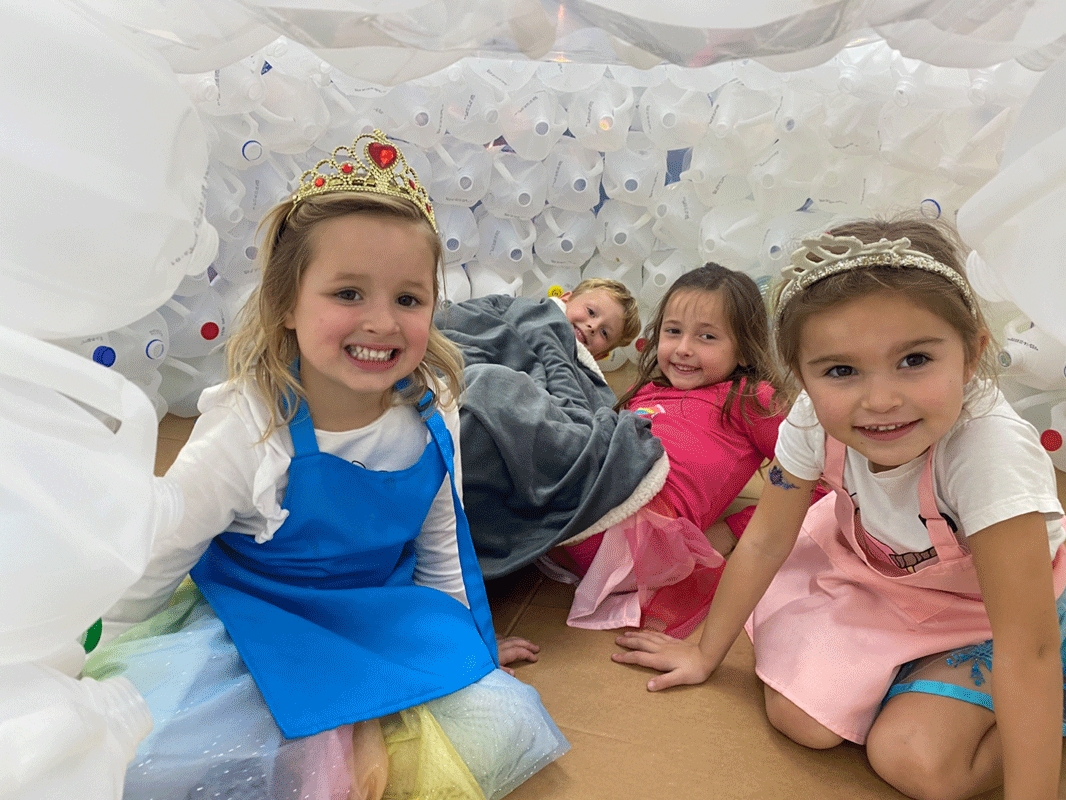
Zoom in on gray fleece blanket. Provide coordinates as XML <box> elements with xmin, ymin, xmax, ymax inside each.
<box><xmin>435</xmin><ymin>294</ymin><xmax>666</xmax><ymax>579</ymax></box>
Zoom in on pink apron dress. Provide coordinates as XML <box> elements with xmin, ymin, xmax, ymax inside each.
<box><xmin>745</xmin><ymin>436</ymin><xmax>1066</xmax><ymax>744</ymax></box>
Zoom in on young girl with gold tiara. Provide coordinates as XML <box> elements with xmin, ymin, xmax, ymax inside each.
<box><xmin>615</xmin><ymin>215</ymin><xmax>1066</xmax><ymax>800</ymax></box>
<box><xmin>89</xmin><ymin>130</ymin><xmax>568</xmax><ymax>800</ymax></box>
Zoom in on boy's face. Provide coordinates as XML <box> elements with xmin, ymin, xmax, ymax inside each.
<box><xmin>562</xmin><ymin>288</ymin><xmax>625</xmax><ymax>358</ymax></box>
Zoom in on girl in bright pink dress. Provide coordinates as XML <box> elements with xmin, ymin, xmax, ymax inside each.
<box><xmin>553</xmin><ymin>263</ymin><xmax>784</xmax><ymax>639</ymax></box>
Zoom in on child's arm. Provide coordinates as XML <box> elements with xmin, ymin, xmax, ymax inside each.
<box><xmin>715</xmin><ymin>384</ymin><xmax>788</xmax><ymax>543</ymax></box>
<box><xmin>747</xmin><ymin>384</ymin><xmax>786</xmax><ymax>464</ymax></box>
<box><xmin>614</xmin><ymin>460</ymin><xmax>816</xmax><ymax>690</ymax></box>
<box><xmin>969</xmin><ymin>511</ymin><xmax>1062</xmax><ymax>800</ymax></box>
<box><xmin>102</xmin><ymin>403</ymin><xmax>257</xmax><ymax>641</ymax></box>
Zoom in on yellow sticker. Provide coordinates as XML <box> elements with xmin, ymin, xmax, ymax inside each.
<box><xmin>547</xmin><ymin>285</ymin><xmax>565</xmax><ymax>298</ymax></box>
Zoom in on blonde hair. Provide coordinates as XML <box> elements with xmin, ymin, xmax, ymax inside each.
<box><xmin>570</xmin><ymin>277</ymin><xmax>641</xmax><ymax>349</ymax></box>
<box><xmin>615</xmin><ymin>263</ymin><xmax>774</xmax><ymax>424</ymax></box>
<box><xmin>225</xmin><ymin>192</ymin><xmax>464</xmax><ymax>439</ymax></box>
<box><xmin>771</xmin><ymin>214</ymin><xmax>996</xmax><ymax>407</ymax></box>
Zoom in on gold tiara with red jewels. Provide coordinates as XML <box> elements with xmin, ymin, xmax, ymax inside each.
<box><xmin>291</xmin><ymin>129</ymin><xmax>436</xmax><ymax>232</ymax></box>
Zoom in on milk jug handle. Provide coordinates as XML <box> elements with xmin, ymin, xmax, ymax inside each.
<box><xmin>633</xmin><ymin>211</ymin><xmax>654</xmax><ymax>228</ymax></box>
<box><xmin>1004</xmin><ymin>316</ymin><xmax>1031</xmax><ymax>337</ymax></box>
<box><xmin>1011</xmin><ymin>389</ymin><xmax>1066</xmax><ymax>413</ymax></box>
<box><xmin>518</xmin><ymin>220</ymin><xmax>537</xmax><ymax>247</ymax></box>
<box><xmin>0</xmin><ymin>325</ymin><xmax>155</xmax><ymax>445</ymax></box>
<box><xmin>543</xmin><ymin>210</ymin><xmax>564</xmax><ymax>237</ymax></box>
<box><xmin>493</xmin><ymin>158</ymin><xmax>516</xmax><ymax>184</ymax></box>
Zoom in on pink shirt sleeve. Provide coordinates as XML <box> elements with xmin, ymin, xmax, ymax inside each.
<box><xmin>739</xmin><ymin>382</ymin><xmax>782</xmax><ymax>463</ymax></box>
<box><xmin>720</xmin><ymin>383</ymin><xmax>783</xmax><ymax>539</ymax></box>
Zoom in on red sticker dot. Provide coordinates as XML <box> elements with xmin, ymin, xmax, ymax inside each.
<box><xmin>1041</xmin><ymin>429</ymin><xmax>1063</xmax><ymax>452</ymax></box>
<box><xmin>635</xmin><ymin>337</ymin><xmax>646</xmax><ymax>352</ymax></box>
<box><xmin>200</xmin><ymin>322</ymin><xmax>220</xmax><ymax>341</ymax></box>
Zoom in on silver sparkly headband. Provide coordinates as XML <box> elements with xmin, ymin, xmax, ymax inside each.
<box><xmin>775</xmin><ymin>233</ymin><xmax>978</xmax><ymax>325</ymax></box>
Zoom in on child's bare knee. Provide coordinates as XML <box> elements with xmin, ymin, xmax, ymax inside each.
<box><xmin>705</xmin><ymin>520</ymin><xmax>736</xmax><ymax>557</ymax></box>
<box><xmin>867</xmin><ymin>723</ymin><xmax>974</xmax><ymax>800</ymax></box>
<box><xmin>763</xmin><ymin>687</ymin><xmax>844</xmax><ymax>750</ymax></box>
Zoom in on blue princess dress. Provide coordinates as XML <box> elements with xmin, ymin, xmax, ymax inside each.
<box><xmin>86</xmin><ymin>393</ymin><xmax>568</xmax><ymax>800</ymax></box>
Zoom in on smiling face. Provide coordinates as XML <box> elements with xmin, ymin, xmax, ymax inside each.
<box><xmin>797</xmin><ymin>291</ymin><xmax>984</xmax><ymax>473</ymax></box>
<box><xmin>284</xmin><ymin>213</ymin><xmax>437</xmax><ymax>430</ymax></box>
<box><xmin>563</xmin><ymin>287</ymin><xmax>626</xmax><ymax>358</ymax></box>
<box><xmin>655</xmin><ymin>289</ymin><xmax>742</xmax><ymax>391</ymax></box>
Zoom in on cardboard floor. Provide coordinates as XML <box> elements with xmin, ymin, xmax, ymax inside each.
<box><xmin>153</xmin><ymin>366</ymin><xmax>1066</xmax><ymax>800</ymax></box>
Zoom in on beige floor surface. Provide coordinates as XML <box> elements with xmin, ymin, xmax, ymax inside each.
<box><xmin>154</xmin><ymin>364</ymin><xmax>1066</xmax><ymax>799</ymax></box>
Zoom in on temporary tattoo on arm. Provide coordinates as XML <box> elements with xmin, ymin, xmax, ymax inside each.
<box><xmin>768</xmin><ymin>465</ymin><xmax>800</xmax><ymax>490</ymax></box>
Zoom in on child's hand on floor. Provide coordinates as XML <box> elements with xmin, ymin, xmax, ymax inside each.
<box><xmin>612</xmin><ymin>630</ymin><xmax>715</xmax><ymax>691</ymax></box>
<box><xmin>497</xmin><ymin>636</ymin><xmax>541</xmax><ymax>675</ymax></box>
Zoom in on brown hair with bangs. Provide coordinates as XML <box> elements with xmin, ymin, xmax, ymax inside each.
<box><xmin>615</xmin><ymin>262</ymin><xmax>774</xmax><ymax>424</ymax></box>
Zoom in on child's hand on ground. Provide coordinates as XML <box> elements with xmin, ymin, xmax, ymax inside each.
<box><xmin>612</xmin><ymin>630</ymin><xmax>715</xmax><ymax>691</ymax></box>
<box><xmin>497</xmin><ymin>636</ymin><xmax>541</xmax><ymax>675</ymax></box>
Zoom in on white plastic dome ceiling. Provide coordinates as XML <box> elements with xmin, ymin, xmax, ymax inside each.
<box><xmin>4</xmin><ymin>0</ymin><xmax>1065</xmax><ymax>343</ymax></box>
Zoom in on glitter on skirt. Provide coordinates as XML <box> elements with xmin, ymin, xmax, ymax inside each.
<box><xmin>85</xmin><ymin>583</ymin><xmax>569</xmax><ymax>799</ymax></box>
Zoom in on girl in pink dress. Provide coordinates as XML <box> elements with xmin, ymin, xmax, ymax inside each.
<box><xmin>553</xmin><ymin>263</ymin><xmax>785</xmax><ymax>639</ymax></box>
<box><xmin>614</xmin><ymin>215</ymin><xmax>1066</xmax><ymax>800</ymax></box>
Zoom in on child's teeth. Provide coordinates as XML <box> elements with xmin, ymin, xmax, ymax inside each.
<box><xmin>349</xmin><ymin>346</ymin><xmax>392</xmax><ymax>361</ymax></box>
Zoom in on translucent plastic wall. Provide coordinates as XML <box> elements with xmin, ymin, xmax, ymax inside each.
<box><xmin>2</xmin><ymin>3</ymin><xmax>1066</xmax><ymax>795</ymax></box>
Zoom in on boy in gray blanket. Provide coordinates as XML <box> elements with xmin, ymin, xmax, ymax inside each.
<box><xmin>435</xmin><ymin>279</ymin><xmax>667</xmax><ymax>582</ymax></box>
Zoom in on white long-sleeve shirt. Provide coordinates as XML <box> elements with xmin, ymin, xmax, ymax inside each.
<box><xmin>103</xmin><ymin>381</ymin><xmax>467</xmax><ymax>643</ymax></box>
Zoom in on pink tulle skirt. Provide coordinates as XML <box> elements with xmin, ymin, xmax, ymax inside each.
<box><xmin>564</xmin><ymin>506</ymin><xmax>726</xmax><ymax>639</ymax></box>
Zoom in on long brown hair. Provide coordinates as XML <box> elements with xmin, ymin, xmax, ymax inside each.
<box><xmin>225</xmin><ymin>192</ymin><xmax>464</xmax><ymax>439</ymax></box>
<box><xmin>615</xmin><ymin>262</ymin><xmax>774</xmax><ymax>424</ymax></box>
